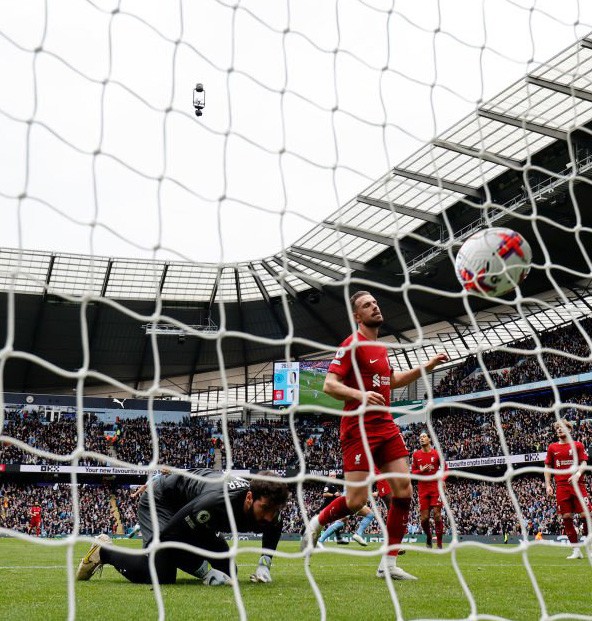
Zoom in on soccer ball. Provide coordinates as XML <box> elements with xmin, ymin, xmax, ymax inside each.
<box><xmin>455</xmin><ymin>227</ymin><xmax>532</xmax><ymax>297</ymax></box>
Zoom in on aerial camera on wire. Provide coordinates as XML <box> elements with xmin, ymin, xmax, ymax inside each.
<box><xmin>193</xmin><ymin>83</ymin><xmax>205</xmax><ymax>117</ymax></box>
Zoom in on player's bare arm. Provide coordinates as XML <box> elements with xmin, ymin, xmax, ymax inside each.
<box><xmin>544</xmin><ymin>469</ymin><xmax>554</xmax><ymax>497</ymax></box>
<box><xmin>323</xmin><ymin>371</ymin><xmax>385</xmax><ymax>405</ymax></box>
<box><xmin>568</xmin><ymin>460</ymin><xmax>587</xmax><ymax>485</ymax></box>
<box><xmin>391</xmin><ymin>353</ymin><xmax>449</xmax><ymax>389</ymax></box>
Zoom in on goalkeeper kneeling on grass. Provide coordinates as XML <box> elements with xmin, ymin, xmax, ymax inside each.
<box><xmin>76</xmin><ymin>469</ymin><xmax>289</xmax><ymax>586</ymax></box>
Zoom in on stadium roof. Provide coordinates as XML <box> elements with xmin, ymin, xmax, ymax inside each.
<box><xmin>2</xmin><ymin>35</ymin><xmax>592</xmax><ymax>392</ymax></box>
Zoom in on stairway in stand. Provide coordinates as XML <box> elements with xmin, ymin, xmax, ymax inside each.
<box><xmin>110</xmin><ymin>495</ymin><xmax>124</xmax><ymax>535</ymax></box>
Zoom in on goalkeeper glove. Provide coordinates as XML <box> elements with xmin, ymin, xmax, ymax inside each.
<box><xmin>249</xmin><ymin>555</ymin><xmax>272</xmax><ymax>583</ymax></box>
<box><xmin>202</xmin><ymin>568</ymin><xmax>233</xmax><ymax>586</ymax></box>
<box><xmin>196</xmin><ymin>561</ymin><xmax>232</xmax><ymax>586</ymax></box>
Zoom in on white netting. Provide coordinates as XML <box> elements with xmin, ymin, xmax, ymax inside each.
<box><xmin>1</xmin><ymin>1</ymin><xmax>592</xmax><ymax>620</ymax></box>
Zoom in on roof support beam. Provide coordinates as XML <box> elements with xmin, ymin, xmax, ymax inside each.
<box><xmin>260</xmin><ymin>260</ymin><xmax>298</xmax><ymax>298</ymax></box>
<box><xmin>270</xmin><ymin>257</ymin><xmax>323</xmax><ymax>291</ymax></box>
<box><xmin>187</xmin><ymin>337</ymin><xmax>204</xmax><ymax>395</ymax></box>
<box><xmin>234</xmin><ymin>268</ymin><xmax>250</xmax><ymax>403</ymax></box>
<box><xmin>290</xmin><ymin>245</ymin><xmax>367</xmax><ymax>272</ymax></box>
<box><xmin>357</xmin><ymin>194</ymin><xmax>442</xmax><ymax>224</ymax></box>
<box><xmin>448</xmin><ymin>320</ymin><xmax>469</xmax><ymax>350</ymax></box>
<box><xmin>567</xmin><ymin>286</ymin><xmax>592</xmax><ymax>313</ymax></box>
<box><xmin>284</xmin><ymin>251</ymin><xmax>344</xmax><ymax>280</ymax></box>
<box><xmin>323</xmin><ymin>220</ymin><xmax>403</xmax><ymax>249</ymax></box>
<box><xmin>391</xmin><ymin>167</ymin><xmax>482</xmax><ymax>198</ymax></box>
<box><xmin>431</xmin><ymin>138</ymin><xmax>523</xmax><ymax>169</ymax></box>
<box><xmin>477</xmin><ymin>108</ymin><xmax>569</xmax><ymax>141</ymax></box>
<box><xmin>208</xmin><ymin>268</ymin><xmax>222</xmax><ymax>309</ymax></box>
<box><xmin>159</xmin><ymin>263</ymin><xmax>169</xmax><ymax>293</ymax></box>
<box><xmin>322</xmin><ymin>220</ymin><xmax>421</xmax><ymax>256</ymax></box>
<box><xmin>526</xmin><ymin>75</ymin><xmax>592</xmax><ymax>103</ymax></box>
<box><xmin>248</xmin><ymin>262</ymin><xmax>290</xmax><ymax>337</ymax></box>
<box><xmin>100</xmin><ymin>259</ymin><xmax>113</xmax><ymax>297</ymax></box>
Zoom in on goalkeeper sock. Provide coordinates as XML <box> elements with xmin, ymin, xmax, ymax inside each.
<box><xmin>356</xmin><ymin>512</ymin><xmax>375</xmax><ymax>536</ymax></box>
<box><xmin>100</xmin><ymin>547</ymin><xmax>177</xmax><ymax>584</ymax></box>
<box><xmin>421</xmin><ymin>518</ymin><xmax>432</xmax><ymax>546</ymax></box>
<box><xmin>386</xmin><ymin>497</ymin><xmax>411</xmax><ymax>557</ymax></box>
<box><xmin>563</xmin><ymin>516</ymin><xmax>578</xmax><ymax>544</ymax></box>
<box><xmin>319</xmin><ymin>521</ymin><xmax>345</xmax><ymax>543</ymax></box>
<box><xmin>319</xmin><ymin>495</ymin><xmax>349</xmax><ymax>525</ymax></box>
<box><xmin>435</xmin><ymin>518</ymin><xmax>444</xmax><ymax>548</ymax></box>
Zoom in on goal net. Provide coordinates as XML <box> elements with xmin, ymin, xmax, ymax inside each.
<box><xmin>1</xmin><ymin>1</ymin><xmax>592</xmax><ymax>619</ymax></box>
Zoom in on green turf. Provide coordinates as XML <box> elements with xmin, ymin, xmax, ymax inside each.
<box><xmin>299</xmin><ymin>370</ymin><xmax>341</xmax><ymax>410</ymax></box>
<box><xmin>0</xmin><ymin>539</ymin><xmax>590</xmax><ymax>620</ymax></box>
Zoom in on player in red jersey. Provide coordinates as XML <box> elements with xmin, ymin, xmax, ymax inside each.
<box><xmin>301</xmin><ymin>291</ymin><xmax>447</xmax><ymax>580</ymax></box>
<box><xmin>544</xmin><ymin>419</ymin><xmax>590</xmax><ymax>559</ymax></box>
<box><xmin>411</xmin><ymin>432</ymin><xmax>446</xmax><ymax>549</ymax></box>
<box><xmin>29</xmin><ymin>504</ymin><xmax>42</xmax><ymax>536</ymax></box>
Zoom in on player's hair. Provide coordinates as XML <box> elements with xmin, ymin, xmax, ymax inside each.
<box><xmin>250</xmin><ymin>471</ymin><xmax>290</xmax><ymax>505</ymax></box>
<box><xmin>553</xmin><ymin>418</ymin><xmax>573</xmax><ymax>432</ymax></box>
<box><xmin>350</xmin><ymin>290</ymin><xmax>372</xmax><ymax>312</ymax></box>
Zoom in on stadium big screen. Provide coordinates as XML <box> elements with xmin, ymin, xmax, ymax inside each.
<box><xmin>273</xmin><ymin>360</ymin><xmax>342</xmax><ymax>410</ymax></box>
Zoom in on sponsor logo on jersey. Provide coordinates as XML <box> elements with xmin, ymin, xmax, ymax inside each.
<box><xmin>185</xmin><ymin>516</ymin><xmax>196</xmax><ymax>529</ymax></box>
<box><xmin>197</xmin><ymin>510</ymin><xmax>211</xmax><ymax>524</ymax></box>
<box><xmin>369</xmin><ymin>358</ymin><xmax>379</xmax><ymax>364</ymax></box>
<box><xmin>372</xmin><ymin>374</ymin><xmax>380</xmax><ymax>387</ymax></box>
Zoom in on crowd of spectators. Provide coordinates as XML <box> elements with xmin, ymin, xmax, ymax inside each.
<box><xmin>113</xmin><ymin>417</ymin><xmax>215</xmax><ymax>469</ymax></box>
<box><xmin>220</xmin><ymin>419</ymin><xmax>342</xmax><ymax>472</ymax></box>
<box><xmin>400</xmin><ymin>397</ymin><xmax>592</xmax><ymax>462</ymax></box>
<box><xmin>434</xmin><ymin>318</ymin><xmax>592</xmax><ymax>398</ymax></box>
<box><xmin>1</xmin><ymin>472</ymin><xmax>585</xmax><ymax>538</ymax></box>
<box><xmin>0</xmin><ymin>412</ymin><xmax>107</xmax><ymax>467</ymax></box>
<box><xmin>2</xmin><ymin>399</ymin><xmax>591</xmax><ymax>474</ymax></box>
<box><xmin>0</xmin><ymin>482</ymin><xmax>117</xmax><ymax>536</ymax></box>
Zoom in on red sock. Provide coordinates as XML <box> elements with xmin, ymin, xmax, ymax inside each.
<box><xmin>421</xmin><ymin>518</ymin><xmax>432</xmax><ymax>542</ymax></box>
<box><xmin>435</xmin><ymin>518</ymin><xmax>444</xmax><ymax>547</ymax></box>
<box><xmin>387</xmin><ymin>498</ymin><xmax>411</xmax><ymax>557</ymax></box>
<box><xmin>319</xmin><ymin>495</ymin><xmax>350</xmax><ymax>526</ymax></box>
<box><xmin>563</xmin><ymin>516</ymin><xmax>578</xmax><ymax>544</ymax></box>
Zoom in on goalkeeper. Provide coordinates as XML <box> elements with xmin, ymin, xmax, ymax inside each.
<box><xmin>76</xmin><ymin>469</ymin><xmax>289</xmax><ymax>586</ymax></box>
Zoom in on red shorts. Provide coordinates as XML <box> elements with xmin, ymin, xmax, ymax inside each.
<box><xmin>341</xmin><ymin>424</ymin><xmax>408</xmax><ymax>472</ymax></box>
<box><xmin>556</xmin><ymin>483</ymin><xmax>590</xmax><ymax>515</ymax></box>
<box><xmin>376</xmin><ymin>478</ymin><xmax>391</xmax><ymax>498</ymax></box>
<box><xmin>30</xmin><ymin>517</ymin><xmax>41</xmax><ymax>527</ymax></box>
<box><xmin>418</xmin><ymin>486</ymin><xmax>443</xmax><ymax>511</ymax></box>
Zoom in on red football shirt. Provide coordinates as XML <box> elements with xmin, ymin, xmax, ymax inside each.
<box><xmin>30</xmin><ymin>505</ymin><xmax>42</xmax><ymax>518</ymax></box>
<box><xmin>411</xmin><ymin>448</ymin><xmax>445</xmax><ymax>492</ymax></box>
<box><xmin>328</xmin><ymin>332</ymin><xmax>394</xmax><ymax>436</ymax></box>
<box><xmin>545</xmin><ymin>441</ymin><xmax>588</xmax><ymax>484</ymax></box>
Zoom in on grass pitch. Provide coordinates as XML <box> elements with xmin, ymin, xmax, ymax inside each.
<box><xmin>299</xmin><ymin>370</ymin><xmax>341</xmax><ymax>410</ymax></box>
<box><xmin>0</xmin><ymin>538</ymin><xmax>590</xmax><ymax>620</ymax></box>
